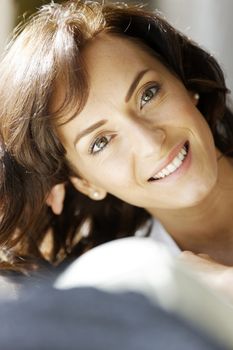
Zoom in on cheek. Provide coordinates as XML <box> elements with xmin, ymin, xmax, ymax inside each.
<box><xmin>98</xmin><ymin>159</ymin><xmax>133</xmax><ymax>190</ymax></box>
<box><xmin>75</xmin><ymin>154</ymin><xmax>133</xmax><ymax>192</ymax></box>
<box><xmin>170</xmin><ymin>102</ymin><xmax>215</xmax><ymax>150</ymax></box>
<box><xmin>187</xmin><ymin>110</ymin><xmax>216</xmax><ymax>157</ymax></box>
<box><xmin>151</xmin><ymin>94</ymin><xmax>194</xmax><ymax>127</ymax></box>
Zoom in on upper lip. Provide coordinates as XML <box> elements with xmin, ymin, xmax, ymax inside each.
<box><xmin>148</xmin><ymin>141</ymin><xmax>187</xmax><ymax>181</ymax></box>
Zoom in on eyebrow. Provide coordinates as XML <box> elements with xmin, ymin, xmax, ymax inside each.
<box><xmin>125</xmin><ymin>68</ymin><xmax>151</xmax><ymax>103</ymax></box>
<box><xmin>74</xmin><ymin>119</ymin><xmax>107</xmax><ymax>146</ymax></box>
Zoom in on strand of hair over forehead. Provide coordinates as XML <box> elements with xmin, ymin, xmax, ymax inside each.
<box><xmin>32</xmin><ymin>0</ymin><xmax>147</xmax><ymax>34</ymax></box>
<box><xmin>35</xmin><ymin>1</ymin><xmax>107</xmax><ymax>32</ymax></box>
<box><xmin>7</xmin><ymin>0</ymin><xmax>149</xmax><ymax>48</ymax></box>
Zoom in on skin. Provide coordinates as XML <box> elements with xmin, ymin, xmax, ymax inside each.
<box><xmin>52</xmin><ymin>34</ymin><xmax>233</xmax><ymax>265</ymax></box>
<box><xmin>57</xmin><ymin>35</ymin><xmax>217</xmax><ymax>204</ymax></box>
<box><xmin>178</xmin><ymin>251</ymin><xmax>233</xmax><ymax>302</ymax></box>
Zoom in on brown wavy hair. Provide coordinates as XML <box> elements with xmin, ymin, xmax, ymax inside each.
<box><xmin>0</xmin><ymin>0</ymin><xmax>232</xmax><ymax>274</ymax></box>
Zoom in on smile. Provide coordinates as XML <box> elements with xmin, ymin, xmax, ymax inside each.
<box><xmin>149</xmin><ymin>142</ymin><xmax>189</xmax><ymax>181</ymax></box>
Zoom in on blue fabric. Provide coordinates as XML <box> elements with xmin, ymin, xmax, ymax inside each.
<box><xmin>0</xmin><ymin>285</ymin><xmax>224</xmax><ymax>350</ymax></box>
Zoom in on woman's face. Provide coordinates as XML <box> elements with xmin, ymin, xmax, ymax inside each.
<box><xmin>56</xmin><ymin>34</ymin><xmax>218</xmax><ymax>211</ymax></box>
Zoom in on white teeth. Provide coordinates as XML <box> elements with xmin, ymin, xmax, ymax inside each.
<box><xmin>178</xmin><ymin>153</ymin><xmax>185</xmax><ymax>161</ymax></box>
<box><xmin>181</xmin><ymin>148</ymin><xmax>187</xmax><ymax>155</ymax></box>
<box><xmin>162</xmin><ymin>168</ymin><xmax>169</xmax><ymax>176</ymax></box>
<box><xmin>158</xmin><ymin>171</ymin><xmax>166</xmax><ymax>178</ymax></box>
<box><xmin>172</xmin><ymin>157</ymin><xmax>182</xmax><ymax>167</ymax></box>
<box><xmin>152</xmin><ymin>145</ymin><xmax>188</xmax><ymax>180</ymax></box>
<box><xmin>167</xmin><ymin>163</ymin><xmax>176</xmax><ymax>172</ymax></box>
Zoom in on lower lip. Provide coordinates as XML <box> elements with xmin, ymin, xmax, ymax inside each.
<box><xmin>150</xmin><ymin>143</ymin><xmax>192</xmax><ymax>184</ymax></box>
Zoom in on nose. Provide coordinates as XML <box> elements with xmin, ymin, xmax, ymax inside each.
<box><xmin>124</xmin><ymin>118</ymin><xmax>166</xmax><ymax>182</ymax></box>
<box><xmin>127</xmin><ymin>119</ymin><xmax>166</xmax><ymax>158</ymax></box>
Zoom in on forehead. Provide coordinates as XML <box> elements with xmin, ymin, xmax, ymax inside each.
<box><xmin>52</xmin><ymin>34</ymin><xmax>159</xmax><ymax>117</ymax></box>
<box><xmin>54</xmin><ymin>34</ymin><xmax>174</xmax><ymax>136</ymax></box>
<box><xmin>82</xmin><ymin>34</ymin><xmax>167</xmax><ymax>84</ymax></box>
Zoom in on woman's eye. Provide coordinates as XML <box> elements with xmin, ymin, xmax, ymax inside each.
<box><xmin>140</xmin><ymin>85</ymin><xmax>160</xmax><ymax>109</ymax></box>
<box><xmin>89</xmin><ymin>135</ymin><xmax>112</xmax><ymax>155</ymax></box>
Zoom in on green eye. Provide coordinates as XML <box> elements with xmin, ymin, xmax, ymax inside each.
<box><xmin>140</xmin><ymin>85</ymin><xmax>159</xmax><ymax>109</ymax></box>
<box><xmin>90</xmin><ymin>135</ymin><xmax>111</xmax><ymax>155</ymax></box>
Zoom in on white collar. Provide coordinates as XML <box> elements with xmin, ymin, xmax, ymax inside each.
<box><xmin>135</xmin><ymin>218</ymin><xmax>181</xmax><ymax>257</ymax></box>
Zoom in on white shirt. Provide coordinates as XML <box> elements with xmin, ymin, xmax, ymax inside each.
<box><xmin>135</xmin><ymin>219</ymin><xmax>181</xmax><ymax>257</ymax></box>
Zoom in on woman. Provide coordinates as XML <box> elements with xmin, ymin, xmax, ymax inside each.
<box><xmin>0</xmin><ymin>0</ymin><xmax>233</xmax><ymax>276</ymax></box>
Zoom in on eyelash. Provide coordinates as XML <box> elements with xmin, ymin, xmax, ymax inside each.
<box><xmin>88</xmin><ymin>82</ymin><xmax>161</xmax><ymax>156</ymax></box>
<box><xmin>88</xmin><ymin>134</ymin><xmax>113</xmax><ymax>156</ymax></box>
<box><xmin>139</xmin><ymin>83</ymin><xmax>161</xmax><ymax>109</ymax></box>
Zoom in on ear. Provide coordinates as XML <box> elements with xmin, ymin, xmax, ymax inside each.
<box><xmin>46</xmin><ymin>183</ymin><xmax>66</xmax><ymax>215</ymax></box>
<box><xmin>70</xmin><ymin>176</ymin><xmax>107</xmax><ymax>201</ymax></box>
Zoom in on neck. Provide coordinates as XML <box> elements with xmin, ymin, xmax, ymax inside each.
<box><xmin>147</xmin><ymin>155</ymin><xmax>233</xmax><ymax>256</ymax></box>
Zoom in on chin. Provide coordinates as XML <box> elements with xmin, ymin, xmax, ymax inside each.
<box><xmin>178</xmin><ymin>176</ymin><xmax>217</xmax><ymax>208</ymax></box>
